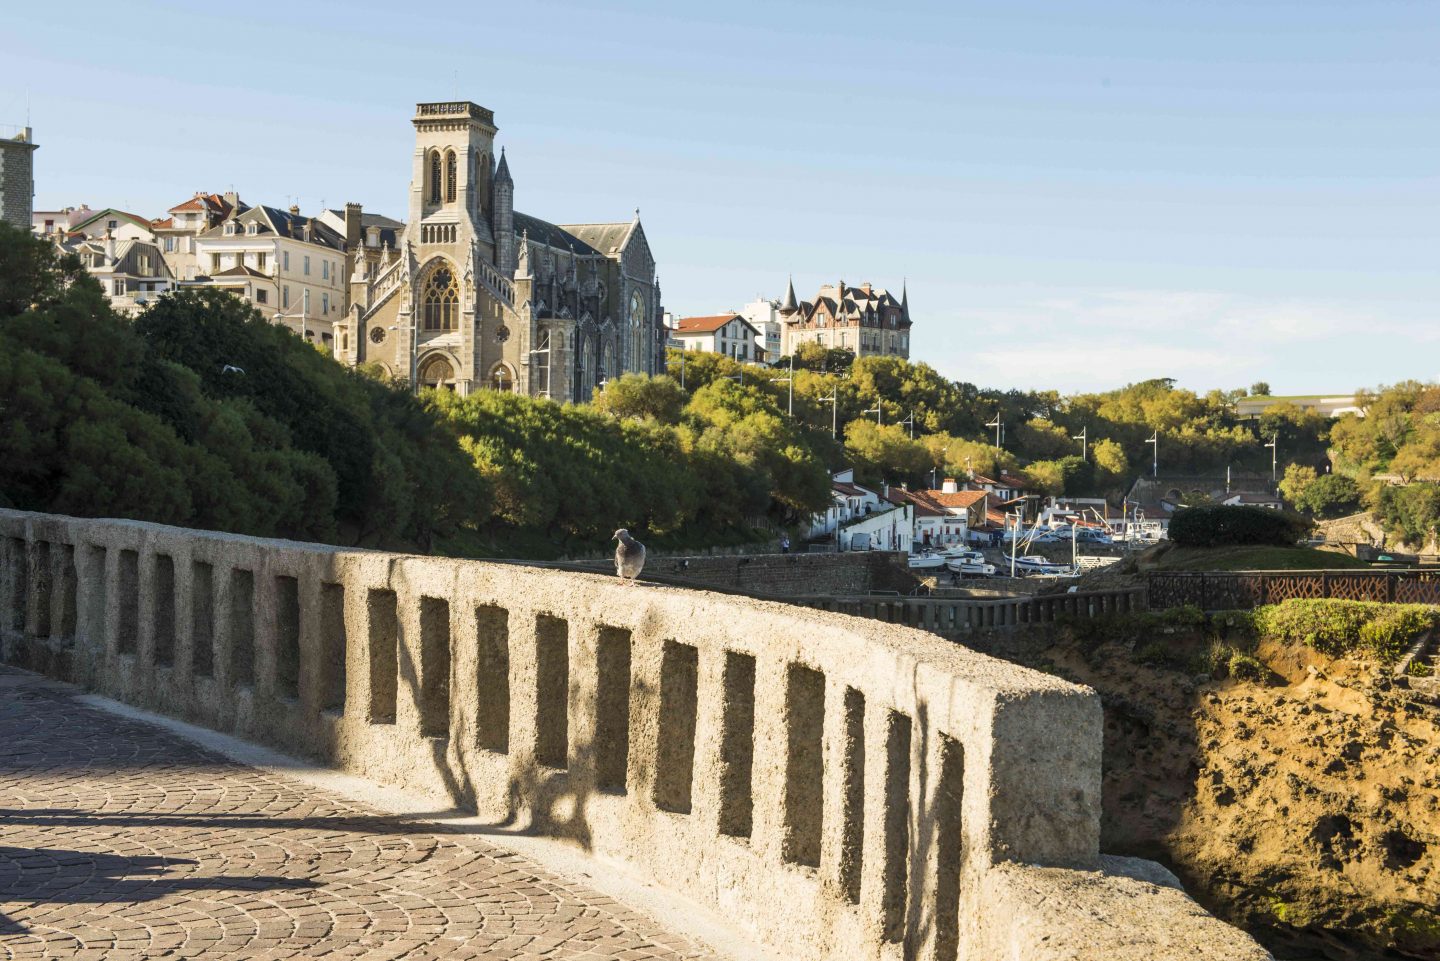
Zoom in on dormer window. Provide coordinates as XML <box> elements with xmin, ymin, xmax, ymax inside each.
<box><xmin>246</xmin><ymin>222</ymin><xmax>258</xmax><ymax>235</ymax></box>
<box><xmin>224</xmin><ymin>221</ymin><xmax>236</xmax><ymax>235</ymax></box>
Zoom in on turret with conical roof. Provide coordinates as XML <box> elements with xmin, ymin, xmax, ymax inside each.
<box><xmin>780</xmin><ymin>275</ymin><xmax>798</xmax><ymax>315</ymax></box>
<box><xmin>491</xmin><ymin>147</ymin><xmax>515</xmax><ymax>273</ymax></box>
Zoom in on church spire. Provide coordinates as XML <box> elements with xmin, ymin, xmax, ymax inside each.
<box><xmin>494</xmin><ymin>147</ymin><xmax>512</xmax><ymax>185</ymax></box>
<box><xmin>901</xmin><ymin>277</ymin><xmax>909</xmax><ymax>320</ymax></box>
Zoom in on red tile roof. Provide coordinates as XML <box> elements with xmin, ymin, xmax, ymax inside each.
<box><xmin>675</xmin><ymin>314</ymin><xmax>744</xmax><ymax>333</ymax></box>
<box><xmin>926</xmin><ymin>490</ymin><xmax>989</xmax><ymax>509</ymax></box>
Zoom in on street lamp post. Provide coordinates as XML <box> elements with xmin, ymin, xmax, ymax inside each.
<box><xmin>1074</xmin><ymin>425</ymin><xmax>1087</xmax><ymax>460</ymax></box>
<box><xmin>1146</xmin><ymin>431</ymin><xmax>1159</xmax><ymax>477</ymax></box>
<box><xmin>825</xmin><ymin>386</ymin><xmax>838</xmax><ymax>438</ymax></box>
<box><xmin>986</xmin><ymin>413</ymin><xmax>1003</xmax><ymax>450</ymax></box>
<box><xmin>529</xmin><ymin>344</ymin><xmax>552</xmax><ymax>399</ymax></box>
<box><xmin>900</xmin><ymin>410</ymin><xmax>916</xmax><ymax>439</ymax></box>
<box><xmin>863</xmin><ymin>404</ymin><xmax>883</xmax><ymax>425</ymax></box>
<box><xmin>1266</xmin><ymin>433</ymin><xmax>1278</xmax><ymax>483</ymax></box>
<box><xmin>771</xmin><ymin>354</ymin><xmax>794</xmax><ymax>416</ymax></box>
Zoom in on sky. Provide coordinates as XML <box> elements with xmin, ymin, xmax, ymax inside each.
<box><xmin>7</xmin><ymin>0</ymin><xmax>1437</xmax><ymax>394</ymax></box>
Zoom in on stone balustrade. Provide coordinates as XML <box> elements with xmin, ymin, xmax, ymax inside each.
<box><xmin>0</xmin><ymin>509</ymin><xmax>1269</xmax><ymax>961</ymax></box>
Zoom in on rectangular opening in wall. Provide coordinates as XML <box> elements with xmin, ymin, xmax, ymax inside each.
<box><xmin>654</xmin><ymin>640</ymin><xmax>698</xmax><ymax>815</ymax></box>
<box><xmin>85</xmin><ymin>545</ymin><xmax>106</xmax><ymax>648</ymax></box>
<box><xmin>881</xmin><ymin>711</ymin><xmax>913</xmax><ymax>942</ymax></box>
<box><xmin>117</xmin><ymin>549</ymin><xmax>139</xmax><ymax>655</ymax></box>
<box><xmin>320</xmin><ymin>583</ymin><xmax>346</xmax><ymax>714</ymax></box>
<box><xmin>419</xmin><ymin>596</ymin><xmax>451</xmax><ymax>738</ymax></box>
<box><xmin>31</xmin><ymin>541</ymin><xmax>52</xmax><ymax>637</ymax></box>
<box><xmin>594</xmin><ymin>626</ymin><xmax>632</xmax><ymax>793</ymax></box>
<box><xmin>475</xmin><ymin>604</ymin><xmax>509</xmax><ymax>753</ymax></box>
<box><xmin>782</xmin><ymin>664</ymin><xmax>825</xmax><ymax>868</ymax></box>
<box><xmin>59</xmin><ymin>545</ymin><xmax>77</xmax><ymax>640</ymax></box>
<box><xmin>274</xmin><ymin>575</ymin><xmax>300</xmax><ymax>700</ymax></box>
<box><xmin>535</xmin><ymin>614</ymin><xmax>569</xmax><ymax>769</ymax></box>
<box><xmin>228</xmin><ymin>568</ymin><xmax>255</xmax><ymax>687</ymax></box>
<box><xmin>367</xmin><ymin>588</ymin><xmax>398</xmax><ymax>724</ymax></box>
<box><xmin>7</xmin><ymin>537</ymin><xmax>28</xmax><ymax>632</ymax></box>
<box><xmin>152</xmin><ymin>554</ymin><xmax>176</xmax><ymax>667</ymax></box>
<box><xmin>718</xmin><ymin>651</ymin><xmax>757</xmax><ymax>839</ymax></box>
<box><xmin>933</xmin><ymin>733</ymin><xmax>965</xmax><ymax>961</ymax></box>
<box><xmin>191</xmin><ymin>561</ymin><xmax>214</xmax><ymax>677</ymax></box>
<box><xmin>839</xmin><ymin>687</ymin><xmax>866</xmax><ymax>903</ymax></box>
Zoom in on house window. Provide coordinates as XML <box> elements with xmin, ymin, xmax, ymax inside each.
<box><xmin>283</xmin><ymin>251</ymin><xmax>290</xmax><ymax>272</ymax></box>
<box><xmin>256</xmin><ymin>252</ymin><xmax>266</xmax><ymax>271</ymax></box>
<box><xmin>113</xmin><ymin>280</ymin><xmax>125</xmax><ymax>294</ymax></box>
<box><xmin>211</xmin><ymin>253</ymin><xmax>221</xmax><ymax>272</ymax></box>
<box><xmin>256</xmin><ymin>289</ymin><xmax>268</xmax><ymax>305</ymax></box>
<box><xmin>421</xmin><ymin>265</ymin><xmax>459</xmax><ymax>330</ymax></box>
<box><xmin>322</xmin><ymin>260</ymin><xmax>329</xmax><ymax>280</ymax></box>
<box><xmin>322</xmin><ymin>292</ymin><xmax>330</xmax><ymax>314</ymax></box>
<box><xmin>282</xmin><ymin>286</ymin><xmax>289</xmax><ymax>309</ymax></box>
<box><xmin>304</xmin><ymin>255</ymin><xmax>311</xmax><ymax>276</ymax></box>
<box><xmin>163</xmin><ymin>236</ymin><xmax>174</xmax><ymax>252</ymax></box>
<box><xmin>235</xmin><ymin>252</ymin><xmax>245</xmax><ymax>268</ymax></box>
<box><xmin>107</xmin><ymin>219</ymin><xmax>118</xmax><ymax>230</ymax></box>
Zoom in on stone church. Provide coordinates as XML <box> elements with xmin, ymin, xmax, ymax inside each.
<box><xmin>336</xmin><ymin>101</ymin><xmax>662</xmax><ymax>402</ymax></box>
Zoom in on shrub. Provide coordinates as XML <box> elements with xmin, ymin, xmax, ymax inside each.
<box><xmin>1168</xmin><ymin>504</ymin><xmax>1311</xmax><ymax>548</ymax></box>
<box><xmin>1250</xmin><ymin>599</ymin><xmax>1440</xmax><ymax>663</ymax></box>
<box><xmin>1228</xmin><ymin>651</ymin><xmax>1269</xmax><ymax>682</ymax></box>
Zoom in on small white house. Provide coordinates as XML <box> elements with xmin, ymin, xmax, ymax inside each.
<box><xmin>672</xmin><ymin>313</ymin><xmax>763</xmax><ymax>362</ymax></box>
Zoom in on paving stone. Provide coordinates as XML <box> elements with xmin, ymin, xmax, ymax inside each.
<box><xmin>0</xmin><ymin>668</ymin><xmax>724</xmax><ymax>960</ymax></box>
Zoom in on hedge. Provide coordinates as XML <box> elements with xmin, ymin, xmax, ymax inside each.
<box><xmin>1168</xmin><ymin>504</ymin><xmax>1310</xmax><ymax>548</ymax></box>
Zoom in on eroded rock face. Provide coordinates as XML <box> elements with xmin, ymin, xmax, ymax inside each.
<box><xmin>1035</xmin><ymin>634</ymin><xmax>1440</xmax><ymax>960</ymax></box>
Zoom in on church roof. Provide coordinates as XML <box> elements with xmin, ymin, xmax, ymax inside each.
<box><xmin>513</xmin><ymin>212</ymin><xmax>601</xmax><ymax>256</ymax></box>
<box><xmin>557</xmin><ymin>221</ymin><xmax>634</xmax><ymax>256</ymax></box>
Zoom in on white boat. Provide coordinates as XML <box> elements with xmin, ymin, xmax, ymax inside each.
<box><xmin>945</xmin><ymin>559</ymin><xmax>997</xmax><ymax>577</ymax></box>
<box><xmin>937</xmin><ymin>547</ymin><xmax>986</xmax><ymax>564</ymax></box>
<box><xmin>1009</xmin><ymin>555</ymin><xmax>1075</xmax><ymax>576</ymax></box>
<box><xmin>907</xmin><ymin>552</ymin><xmax>948</xmax><ymax>570</ymax></box>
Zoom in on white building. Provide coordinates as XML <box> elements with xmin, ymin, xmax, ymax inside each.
<box><xmin>70</xmin><ymin>233</ymin><xmax>175</xmax><ymax>316</ymax></box>
<box><xmin>737</xmin><ymin>296</ymin><xmax>782</xmax><ymax>363</ymax></box>
<box><xmin>187</xmin><ymin>204</ymin><xmax>348</xmax><ymax>348</ymax></box>
<box><xmin>673</xmin><ymin>313</ymin><xmax>762</xmax><ymax>362</ymax></box>
<box><xmin>31</xmin><ymin>204</ymin><xmax>94</xmax><ymax>239</ymax></box>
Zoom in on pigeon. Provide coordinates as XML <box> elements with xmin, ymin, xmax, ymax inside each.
<box><xmin>613</xmin><ymin>528</ymin><xmax>646</xmax><ymax>585</ymax></box>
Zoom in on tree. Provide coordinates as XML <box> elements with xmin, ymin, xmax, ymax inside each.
<box><xmin>1295</xmin><ymin>474</ymin><xmax>1361</xmax><ymax>519</ymax></box>
<box><xmin>1249</xmin><ymin>381</ymin><xmax>1272</xmax><ymax>397</ymax></box>
<box><xmin>591</xmin><ymin>373</ymin><xmax>686</xmax><ymax>424</ymax></box>
<box><xmin>1278</xmin><ymin>464</ymin><xmax>1318</xmax><ymax>505</ymax></box>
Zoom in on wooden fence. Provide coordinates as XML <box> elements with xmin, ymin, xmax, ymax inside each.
<box><xmin>791</xmin><ymin>587</ymin><xmax>1146</xmax><ymax>635</ymax></box>
<box><xmin>1147</xmin><ymin>569</ymin><xmax>1440</xmax><ymax>610</ymax></box>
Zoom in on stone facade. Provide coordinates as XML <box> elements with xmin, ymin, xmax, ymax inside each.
<box><xmin>780</xmin><ymin>277</ymin><xmax>911</xmax><ymax>359</ymax></box>
<box><xmin>0</xmin><ymin>507</ymin><xmax>1271</xmax><ymax>961</ymax></box>
<box><xmin>336</xmin><ymin>101</ymin><xmax>663</xmax><ymax>401</ymax></box>
<box><xmin>0</xmin><ymin>127</ymin><xmax>39</xmax><ymax>228</ymax></box>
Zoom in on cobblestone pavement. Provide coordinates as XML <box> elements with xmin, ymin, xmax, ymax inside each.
<box><xmin>0</xmin><ymin>668</ymin><xmax>724</xmax><ymax>960</ymax></box>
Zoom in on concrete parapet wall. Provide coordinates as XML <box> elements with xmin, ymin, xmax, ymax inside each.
<box><xmin>0</xmin><ymin>509</ymin><xmax>1268</xmax><ymax>960</ymax></box>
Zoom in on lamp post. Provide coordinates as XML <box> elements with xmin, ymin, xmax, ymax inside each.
<box><xmin>1074</xmin><ymin>425</ymin><xmax>1087</xmax><ymax>460</ymax></box>
<box><xmin>900</xmin><ymin>410</ymin><xmax>916</xmax><ymax>439</ymax></box>
<box><xmin>986</xmin><ymin>413</ymin><xmax>1003</xmax><ymax>450</ymax></box>
<box><xmin>1266</xmin><ymin>432</ymin><xmax>1278</xmax><ymax>483</ymax></box>
<box><xmin>771</xmin><ymin>354</ymin><xmax>794</xmax><ymax>416</ymax></box>
<box><xmin>1146</xmin><ymin>431</ymin><xmax>1159</xmax><ymax>477</ymax></box>
<box><xmin>529</xmin><ymin>343</ymin><xmax>552</xmax><ymax>399</ymax></box>
<box><xmin>863</xmin><ymin>404</ymin><xmax>883</xmax><ymax>425</ymax></box>
<box><xmin>825</xmin><ymin>386</ymin><xmax>839</xmax><ymax>438</ymax></box>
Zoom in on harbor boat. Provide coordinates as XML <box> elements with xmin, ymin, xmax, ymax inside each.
<box><xmin>1009</xmin><ymin>555</ymin><xmax>1076</xmax><ymax>576</ymax></box>
<box><xmin>945</xmin><ymin>558</ymin><xmax>997</xmax><ymax>577</ymax></box>
<box><xmin>907</xmin><ymin>552</ymin><xmax>948</xmax><ymax>570</ymax></box>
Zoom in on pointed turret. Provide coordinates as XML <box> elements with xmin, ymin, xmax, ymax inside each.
<box><xmin>492</xmin><ymin>147</ymin><xmax>516</xmax><ymax>273</ymax></box>
<box><xmin>780</xmin><ymin>274</ymin><xmax>798</xmax><ymax>315</ymax></box>
<box><xmin>494</xmin><ymin>147</ymin><xmax>512</xmax><ymax>185</ymax></box>
<box><xmin>901</xmin><ymin>277</ymin><xmax>909</xmax><ymax>321</ymax></box>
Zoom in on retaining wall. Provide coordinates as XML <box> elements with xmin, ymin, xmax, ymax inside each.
<box><xmin>0</xmin><ymin>509</ymin><xmax>1268</xmax><ymax>961</ymax></box>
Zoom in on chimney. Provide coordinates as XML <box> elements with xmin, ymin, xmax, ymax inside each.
<box><xmin>289</xmin><ymin>204</ymin><xmax>300</xmax><ymax>217</ymax></box>
<box><xmin>223</xmin><ymin>190</ymin><xmax>239</xmax><ymax>209</ymax></box>
<box><xmin>942</xmin><ymin>477</ymin><xmax>958</xmax><ymax>494</ymax></box>
<box><xmin>862</xmin><ymin>282</ymin><xmax>872</xmax><ymax>295</ymax></box>
<box><xmin>343</xmin><ymin>202</ymin><xmax>362</xmax><ymax>250</ymax></box>
<box><xmin>103</xmin><ymin>229</ymin><xmax>116</xmax><ymax>263</ymax></box>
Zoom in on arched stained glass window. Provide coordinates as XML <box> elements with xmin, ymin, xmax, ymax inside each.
<box><xmin>428</xmin><ymin>151</ymin><xmax>442</xmax><ymax>205</ymax></box>
<box><xmin>445</xmin><ymin>151</ymin><xmax>457</xmax><ymax>204</ymax></box>
<box><xmin>422</xmin><ymin>265</ymin><xmax>459</xmax><ymax>330</ymax></box>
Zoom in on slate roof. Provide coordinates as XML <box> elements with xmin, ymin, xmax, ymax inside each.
<box><xmin>513</xmin><ymin>212</ymin><xmax>601</xmax><ymax>256</ymax></box>
<box><xmin>326</xmin><ymin>209</ymin><xmax>404</xmax><ymax>230</ymax></box>
<box><xmin>557</xmin><ymin>221</ymin><xmax>633</xmax><ymax>256</ymax></box>
<box><xmin>200</xmin><ymin>206</ymin><xmax>345</xmax><ymax>250</ymax></box>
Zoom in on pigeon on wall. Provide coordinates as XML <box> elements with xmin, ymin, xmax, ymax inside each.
<box><xmin>613</xmin><ymin>529</ymin><xmax>646</xmax><ymax>585</ymax></box>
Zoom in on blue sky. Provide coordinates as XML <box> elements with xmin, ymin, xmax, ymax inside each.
<box><xmin>7</xmin><ymin>0</ymin><xmax>1436</xmax><ymax>393</ymax></box>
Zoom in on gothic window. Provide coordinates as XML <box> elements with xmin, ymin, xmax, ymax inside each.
<box><xmin>628</xmin><ymin>291</ymin><xmax>645</xmax><ymax>372</ymax></box>
<box><xmin>428</xmin><ymin>151</ymin><xmax>442</xmax><ymax>205</ymax></box>
<box><xmin>581</xmin><ymin>337</ymin><xmax>594</xmax><ymax>394</ymax></box>
<box><xmin>445</xmin><ymin>150</ymin><xmax>457</xmax><ymax>204</ymax></box>
<box><xmin>422</xmin><ymin>264</ymin><xmax>460</xmax><ymax>330</ymax></box>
